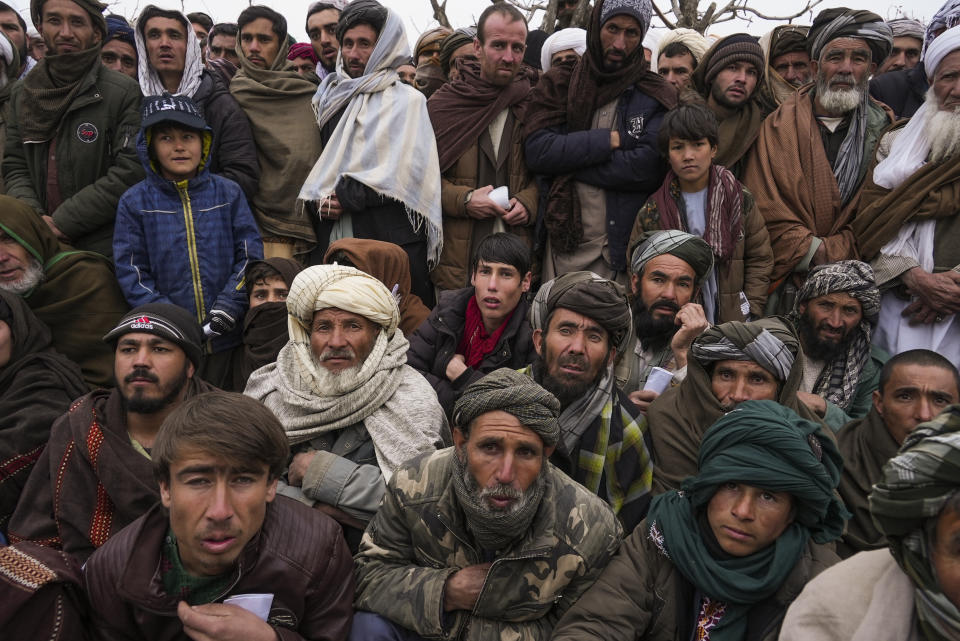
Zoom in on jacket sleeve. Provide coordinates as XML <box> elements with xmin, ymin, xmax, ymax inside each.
<box><xmin>440</xmin><ymin>175</ymin><xmax>472</xmax><ymax>219</ymax></box>
<box><xmin>354</xmin><ymin>485</ymin><xmax>463</xmax><ymax>640</ymax></box>
<box><xmin>572</xmin><ymin>109</ymin><xmax>666</xmax><ymax>192</ymax></box>
<box><xmin>524</xmin><ymin>126</ymin><xmax>616</xmax><ymax>175</ymax></box>
<box><xmin>299</xmin><ymin>450</ymin><xmax>386</xmax><ymax>522</ymax></box>
<box><xmin>551</xmin><ymin>525</ymin><xmax>659</xmax><ymax>640</ymax></box>
<box><xmin>84</xmin><ymin>553</ymin><xmax>143</xmax><ymax>641</ymax></box>
<box><xmin>741</xmin><ymin>190</ymin><xmax>774</xmax><ymax>317</ymax></box>
<box><xmin>406</xmin><ymin>314</ymin><xmax>458</xmax><ymax>415</ymax></box>
<box><xmin>208</xmin><ymin>92</ymin><xmax>260</xmax><ymax>200</ymax></box>
<box><xmin>211</xmin><ymin>191</ymin><xmax>263</xmax><ymax>321</ymax></box>
<box><xmin>112</xmin><ymin>194</ymin><xmax>174</xmax><ymax>308</ymax></box>
<box><xmin>2</xmin><ymin>86</ymin><xmax>42</xmax><ymax>210</ymax></box>
<box><xmin>51</xmin><ymin>82</ymin><xmax>145</xmax><ymax>240</ymax></box>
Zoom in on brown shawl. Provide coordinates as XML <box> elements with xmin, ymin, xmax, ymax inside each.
<box><xmin>0</xmin><ymin>195</ymin><xmax>128</xmax><ymax>389</ymax></box>
<box><xmin>428</xmin><ymin>59</ymin><xmax>534</xmax><ymax>172</ymax></box>
<box><xmin>523</xmin><ymin>0</ymin><xmax>676</xmax><ymax>253</ymax></box>
<box><xmin>0</xmin><ymin>291</ymin><xmax>87</xmax><ymax>534</ymax></box>
<box><xmin>741</xmin><ymin>89</ymin><xmax>892</xmax><ymax>283</ymax></box>
<box><xmin>836</xmin><ymin>408</ymin><xmax>900</xmax><ymax>557</ymax></box>
<box><xmin>8</xmin><ymin>380</ymin><xmax>214</xmax><ymax>563</ymax></box>
<box><xmin>646</xmin><ymin>317</ymin><xmax>825</xmax><ymax>493</ymax></box>
<box><xmin>323</xmin><ymin>238</ymin><xmax>430</xmax><ymax>337</ymax></box>
<box><xmin>853</xmin><ymin>138</ymin><xmax>960</xmax><ymax>261</ymax></box>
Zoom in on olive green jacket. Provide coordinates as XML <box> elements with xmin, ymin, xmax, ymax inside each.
<box><xmin>3</xmin><ymin>62</ymin><xmax>143</xmax><ymax>257</ymax></box>
<box><xmin>354</xmin><ymin>447</ymin><xmax>623</xmax><ymax>640</ymax></box>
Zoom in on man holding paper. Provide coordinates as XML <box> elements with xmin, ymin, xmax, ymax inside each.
<box><xmin>82</xmin><ymin>391</ymin><xmax>355</xmax><ymax>641</ymax></box>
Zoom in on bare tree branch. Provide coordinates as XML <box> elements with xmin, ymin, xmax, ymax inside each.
<box><xmin>652</xmin><ymin>2</ymin><xmax>677</xmax><ymax>29</ymax></box>
<box><xmin>730</xmin><ymin>0</ymin><xmax>822</xmax><ymax>22</ymax></box>
<box><xmin>540</xmin><ymin>0</ymin><xmax>559</xmax><ymax>33</ymax></box>
<box><xmin>429</xmin><ymin>0</ymin><xmax>452</xmax><ymax>29</ymax></box>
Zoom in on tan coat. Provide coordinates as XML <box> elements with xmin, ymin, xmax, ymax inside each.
<box><xmin>433</xmin><ymin>105</ymin><xmax>537</xmax><ymax>290</ymax></box>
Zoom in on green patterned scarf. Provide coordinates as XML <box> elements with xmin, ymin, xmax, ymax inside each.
<box><xmin>161</xmin><ymin>529</ymin><xmax>233</xmax><ymax>606</ymax></box>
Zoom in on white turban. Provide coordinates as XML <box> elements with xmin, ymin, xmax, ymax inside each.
<box><xmin>286</xmin><ymin>264</ymin><xmax>400</xmax><ymax>344</ymax></box>
<box><xmin>924</xmin><ymin>23</ymin><xmax>960</xmax><ymax>81</ymax></box>
<box><xmin>540</xmin><ymin>28</ymin><xmax>587</xmax><ymax>71</ymax></box>
<box><xmin>0</xmin><ymin>32</ymin><xmax>13</xmax><ymax>68</ymax></box>
<box><xmin>656</xmin><ymin>28</ymin><xmax>710</xmax><ymax>65</ymax></box>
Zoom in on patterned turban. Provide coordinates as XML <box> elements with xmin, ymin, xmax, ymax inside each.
<box><xmin>690</xmin><ymin>317</ymin><xmax>798</xmax><ymax>382</ymax></box>
<box><xmin>599</xmin><ymin>0</ymin><xmax>653</xmax><ymax>36</ymax></box>
<box><xmin>530</xmin><ymin>271</ymin><xmax>632</xmax><ymax>353</ymax></box>
<box><xmin>770</xmin><ymin>25</ymin><xmax>809</xmax><ymax>60</ymax></box>
<box><xmin>888</xmin><ymin>18</ymin><xmax>926</xmax><ymax>41</ymax></box>
<box><xmin>439</xmin><ymin>27</ymin><xmax>476</xmax><ymax>75</ymax></box>
<box><xmin>285</xmin><ymin>265</ymin><xmax>400</xmax><ymax>345</ymax></box>
<box><xmin>630</xmin><ymin>230</ymin><xmax>715</xmax><ymax>287</ymax></box>
<box><xmin>808</xmin><ymin>8</ymin><xmax>893</xmax><ymax>64</ymax></box>
<box><xmin>453</xmin><ymin>368</ymin><xmax>561</xmax><ymax>446</ymax></box>
<box><xmin>415</xmin><ymin>26</ymin><xmax>452</xmax><ymax>59</ymax></box>
<box><xmin>925</xmin><ymin>0</ymin><xmax>960</xmax><ymax>57</ymax></box>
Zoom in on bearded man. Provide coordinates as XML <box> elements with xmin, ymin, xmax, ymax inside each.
<box><xmin>526</xmin><ymin>271</ymin><xmax>654</xmax><ymax>532</ymax></box>
<box><xmin>244</xmin><ymin>265</ymin><xmax>448</xmax><ymax>549</ymax></box>
<box><xmin>789</xmin><ymin>260</ymin><xmax>887</xmax><ymax>431</ymax></box>
<box><xmin>743</xmin><ymin>8</ymin><xmax>893</xmax><ymax>314</ymax></box>
<box><xmin>855</xmin><ymin>24</ymin><xmax>960</xmax><ymax>365</ymax></box>
<box><xmin>351</xmin><ymin>368</ymin><xmax>622</xmax><ymax>641</ymax></box>
<box><xmin>8</xmin><ymin>304</ymin><xmax>214</xmax><ymax>563</ymax></box>
<box><xmin>759</xmin><ymin>25</ymin><xmax>812</xmax><ymax>108</ymax></box>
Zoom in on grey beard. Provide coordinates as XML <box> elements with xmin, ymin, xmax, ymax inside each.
<box><xmin>815</xmin><ymin>72</ymin><xmax>865</xmax><ymax>115</ymax></box>
<box><xmin>0</xmin><ymin>258</ymin><xmax>43</xmax><ymax>294</ymax></box>
<box><xmin>308</xmin><ymin>351</ymin><xmax>365</xmax><ymax>396</ymax></box>
<box><xmin>927</xmin><ymin>88</ymin><xmax>960</xmax><ymax>164</ymax></box>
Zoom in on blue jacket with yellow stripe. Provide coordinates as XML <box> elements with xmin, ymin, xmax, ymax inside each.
<box><xmin>113</xmin><ymin>127</ymin><xmax>263</xmax><ymax>354</ymax></box>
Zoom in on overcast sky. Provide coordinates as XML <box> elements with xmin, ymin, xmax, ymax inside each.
<box><xmin>10</xmin><ymin>0</ymin><xmax>949</xmax><ymax>44</ymax></box>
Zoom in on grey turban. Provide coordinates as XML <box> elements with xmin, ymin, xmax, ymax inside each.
<box><xmin>453</xmin><ymin>368</ymin><xmax>561</xmax><ymax>447</ymax></box>
<box><xmin>630</xmin><ymin>230</ymin><xmax>715</xmax><ymax>287</ymax></box>
<box><xmin>808</xmin><ymin>8</ymin><xmax>893</xmax><ymax>63</ymax></box>
<box><xmin>530</xmin><ymin>271</ymin><xmax>632</xmax><ymax>353</ymax></box>
<box><xmin>888</xmin><ymin>18</ymin><xmax>925</xmax><ymax>41</ymax></box>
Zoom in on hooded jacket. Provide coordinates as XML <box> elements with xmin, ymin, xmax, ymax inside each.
<box><xmin>112</xmin><ymin>121</ymin><xmax>263</xmax><ymax>354</ymax></box>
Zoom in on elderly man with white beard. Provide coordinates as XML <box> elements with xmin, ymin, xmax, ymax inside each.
<box><xmin>244</xmin><ymin>264</ymin><xmax>449</xmax><ymax>550</ymax></box>
<box><xmin>743</xmin><ymin>8</ymin><xmax>894</xmax><ymax>314</ymax></box>
<box><xmin>855</xmin><ymin>24</ymin><xmax>960</xmax><ymax>366</ymax></box>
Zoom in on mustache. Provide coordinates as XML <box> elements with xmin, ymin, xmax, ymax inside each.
<box><xmin>479</xmin><ymin>483</ymin><xmax>522</xmax><ymax>501</ymax></box>
<box><xmin>124</xmin><ymin>367</ymin><xmax>158</xmax><ymax>384</ymax></box>
<box><xmin>557</xmin><ymin>353</ymin><xmax>588</xmax><ymax>370</ymax></box>
<box><xmin>650</xmin><ymin>299</ymin><xmax>681</xmax><ymax>314</ymax></box>
<box><xmin>829</xmin><ymin>72</ymin><xmax>856</xmax><ymax>87</ymax></box>
<box><xmin>319</xmin><ymin>347</ymin><xmax>355</xmax><ymax>361</ymax></box>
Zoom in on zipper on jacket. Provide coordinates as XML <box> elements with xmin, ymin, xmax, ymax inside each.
<box><xmin>176</xmin><ymin>181</ymin><xmax>206</xmax><ymax>325</ymax></box>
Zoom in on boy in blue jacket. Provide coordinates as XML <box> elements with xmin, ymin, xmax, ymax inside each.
<box><xmin>114</xmin><ymin>95</ymin><xmax>263</xmax><ymax>386</ymax></box>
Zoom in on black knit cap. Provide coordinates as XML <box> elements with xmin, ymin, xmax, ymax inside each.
<box><xmin>103</xmin><ymin>303</ymin><xmax>203</xmax><ymax>368</ymax></box>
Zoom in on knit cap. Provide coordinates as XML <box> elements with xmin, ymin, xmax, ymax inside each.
<box><xmin>704</xmin><ymin>33</ymin><xmax>764</xmax><ymax>88</ymax></box>
<box><xmin>103</xmin><ymin>303</ymin><xmax>204</xmax><ymax>368</ymax></box>
<box><xmin>599</xmin><ymin>0</ymin><xmax>652</xmax><ymax>35</ymax></box>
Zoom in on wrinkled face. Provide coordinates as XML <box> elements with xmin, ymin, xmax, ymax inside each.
<box><xmin>101</xmin><ymin>38</ymin><xmax>137</xmax><ymax>78</ymax></box>
<box><xmin>711</xmin><ymin>360</ymin><xmax>779</xmax><ymax>411</ymax></box>
<box><xmin>878</xmin><ymin>36</ymin><xmax>922</xmax><ymax>74</ymax></box>
<box><xmin>289</xmin><ymin>55</ymin><xmax>315</xmax><ymax>75</ymax></box>
<box><xmin>41</xmin><ymin>0</ymin><xmax>103</xmax><ymax>55</ymax></box>
<box><xmin>710</xmin><ymin>61</ymin><xmax>759</xmax><ymax>109</ymax></box>
<box><xmin>206</xmin><ymin>32</ymin><xmax>239</xmax><ymax>66</ymax></box>
<box><xmin>115</xmin><ymin>333</ymin><xmax>194</xmax><ymax>414</ymax></box>
<box><xmin>533</xmin><ymin>308</ymin><xmax>613</xmax><ymax>407</ymax></box>
<box><xmin>550</xmin><ymin>47</ymin><xmax>580</xmax><ymax>68</ymax></box>
<box><xmin>152</xmin><ymin>126</ymin><xmax>203</xmax><ymax>182</ymax></box>
<box><xmin>707</xmin><ymin>482</ymin><xmax>794</xmax><ymax>556</ymax></box>
<box><xmin>772</xmin><ymin>50</ymin><xmax>813</xmax><ymax>87</ymax></box>
<box><xmin>797</xmin><ymin>292</ymin><xmax>862</xmax><ymax>360</ymax></box>
<box><xmin>658</xmin><ymin>51</ymin><xmax>695</xmax><ymax>90</ymax></box>
<box><xmin>471</xmin><ymin>260</ymin><xmax>531</xmax><ymax>333</ymax></box>
<box><xmin>632</xmin><ymin>254</ymin><xmax>697</xmax><ymax>323</ymax></box>
<box><xmin>0</xmin><ymin>320</ymin><xmax>11</xmax><ymax>368</ymax></box>
<box><xmin>309</xmin><ymin>308</ymin><xmax>379</xmax><ymax>373</ymax></box>
<box><xmin>813</xmin><ymin>37</ymin><xmax>874</xmax><ymax>109</ymax></box>
<box><xmin>240</xmin><ymin>17</ymin><xmax>280</xmax><ymax>69</ymax></box>
<box><xmin>160</xmin><ymin>449</ymin><xmax>276</xmax><ymax>577</ymax></box>
<box><xmin>933</xmin><ymin>505</ymin><xmax>960</xmax><ymax>611</ymax></box>
<box><xmin>934</xmin><ymin>50</ymin><xmax>960</xmax><ymax>113</ymax></box>
<box><xmin>453</xmin><ymin>410</ymin><xmax>551</xmax><ymax>514</ymax></box>
<box><xmin>397</xmin><ymin>63</ymin><xmax>416</xmax><ymax>85</ymax></box>
<box><xmin>248</xmin><ymin>275</ymin><xmax>288</xmax><ymax>308</ymax></box>
<box><xmin>144</xmin><ymin>16</ymin><xmax>187</xmax><ymax>78</ymax></box>
<box><xmin>0</xmin><ymin>230</ymin><xmax>38</xmax><ymax>293</ymax></box>
<box><xmin>600</xmin><ymin>14</ymin><xmax>643</xmax><ymax>72</ymax></box>
<box><xmin>341</xmin><ymin>23</ymin><xmax>377</xmax><ymax>79</ymax></box>
<box><xmin>874</xmin><ymin>363</ymin><xmax>959</xmax><ymax>445</ymax></box>
<box><xmin>475</xmin><ymin>13</ymin><xmax>527</xmax><ymax>86</ymax></box>
<box><xmin>307</xmin><ymin>8</ymin><xmax>339</xmax><ymax>70</ymax></box>
<box><xmin>0</xmin><ymin>10</ymin><xmax>26</xmax><ymax>60</ymax></box>
<box><xmin>668</xmin><ymin>137</ymin><xmax>717</xmax><ymax>191</ymax></box>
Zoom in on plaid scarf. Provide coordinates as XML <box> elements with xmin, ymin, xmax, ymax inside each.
<box><xmin>161</xmin><ymin>529</ymin><xmax>232</xmax><ymax>605</ymax></box>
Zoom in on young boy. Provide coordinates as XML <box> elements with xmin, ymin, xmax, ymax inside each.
<box><xmin>114</xmin><ymin>95</ymin><xmax>263</xmax><ymax>386</ymax></box>
<box><xmin>628</xmin><ymin>102</ymin><xmax>773</xmax><ymax>324</ymax></box>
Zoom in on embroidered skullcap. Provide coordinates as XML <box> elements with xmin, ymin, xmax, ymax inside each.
<box><xmin>702</xmin><ymin>33</ymin><xmax>764</xmax><ymax>88</ymax></box>
<box><xmin>630</xmin><ymin>230</ymin><xmax>714</xmax><ymax>286</ymax></box>
<box><xmin>808</xmin><ymin>8</ymin><xmax>893</xmax><ymax>64</ymax></box>
<box><xmin>530</xmin><ymin>271</ymin><xmax>632</xmax><ymax>353</ymax></box>
<box><xmin>541</xmin><ymin>28</ymin><xmax>587</xmax><ymax>71</ymax></box>
<box><xmin>599</xmin><ymin>0</ymin><xmax>653</xmax><ymax>36</ymax></box>
<box><xmin>453</xmin><ymin>368</ymin><xmax>561</xmax><ymax>446</ymax></box>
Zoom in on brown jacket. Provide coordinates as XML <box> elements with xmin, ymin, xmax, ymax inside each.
<box><xmin>629</xmin><ymin>184</ymin><xmax>773</xmax><ymax>321</ymax></box>
<box><xmin>83</xmin><ymin>498</ymin><xmax>354</xmax><ymax>641</ymax></box>
<box><xmin>433</xmin><ymin>104</ymin><xmax>538</xmax><ymax>290</ymax></box>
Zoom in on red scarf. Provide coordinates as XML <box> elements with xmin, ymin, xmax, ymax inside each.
<box><xmin>456</xmin><ymin>296</ymin><xmax>516</xmax><ymax>368</ymax></box>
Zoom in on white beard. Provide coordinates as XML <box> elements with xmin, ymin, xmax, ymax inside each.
<box><xmin>308</xmin><ymin>358</ymin><xmax>366</xmax><ymax>396</ymax></box>
<box><xmin>815</xmin><ymin>71</ymin><xmax>865</xmax><ymax>115</ymax></box>
<box><xmin>926</xmin><ymin>87</ymin><xmax>960</xmax><ymax>164</ymax></box>
<box><xmin>0</xmin><ymin>258</ymin><xmax>43</xmax><ymax>294</ymax></box>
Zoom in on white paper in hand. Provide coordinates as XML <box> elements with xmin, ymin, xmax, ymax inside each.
<box><xmin>643</xmin><ymin>367</ymin><xmax>674</xmax><ymax>394</ymax></box>
<box><xmin>224</xmin><ymin>593</ymin><xmax>273</xmax><ymax>621</ymax></box>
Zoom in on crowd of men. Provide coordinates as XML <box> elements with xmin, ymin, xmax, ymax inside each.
<box><xmin>2</xmin><ymin>0</ymin><xmax>960</xmax><ymax>638</ymax></box>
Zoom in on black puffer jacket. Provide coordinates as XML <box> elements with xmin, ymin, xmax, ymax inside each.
<box><xmin>406</xmin><ymin>287</ymin><xmax>536</xmax><ymax>417</ymax></box>
<box><xmin>192</xmin><ymin>69</ymin><xmax>260</xmax><ymax>199</ymax></box>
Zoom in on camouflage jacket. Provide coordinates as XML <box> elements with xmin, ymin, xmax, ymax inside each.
<box><xmin>354</xmin><ymin>447</ymin><xmax>623</xmax><ymax>641</ymax></box>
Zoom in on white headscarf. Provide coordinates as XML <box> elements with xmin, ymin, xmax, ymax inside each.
<box><xmin>655</xmin><ymin>28</ymin><xmax>710</xmax><ymax>65</ymax></box>
<box><xmin>135</xmin><ymin>10</ymin><xmax>204</xmax><ymax>97</ymax></box>
<box><xmin>540</xmin><ymin>28</ymin><xmax>587</xmax><ymax>71</ymax></box>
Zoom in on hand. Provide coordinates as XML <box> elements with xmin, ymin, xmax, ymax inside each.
<box><xmin>627</xmin><ymin>389</ymin><xmax>659</xmax><ymax>414</ymax></box>
<box><xmin>314</xmin><ymin>502</ymin><xmax>367</xmax><ymax>530</ymax></box>
<box><xmin>443</xmin><ymin>563</ymin><xmax>491</xmax><ymax>612</ymax></box>
<box><xmin>42</xmin><ymin>215</ymin><xmax>69</xmax><ymax>241</ymax></box>
<box><xmin>797</xmin><ymin>391</ymin><xmax>827</xmax><ymax>417</ymax></box>
<box><xmin>811</xmin><ymin>242</ymin><xmax>827</xmax><ymax>267</ymax></box>
<box><xmin>177</xmin><ymin>601</ymin><xmax>277</xmax><ymax>641</ymax></box>
<box><xmin>669</xmin><ymin>303</ymin><xmax>709</xmax><ymax>368</ymax></box>
<box><xmin>287</xmin><ymin>450</ymin><xmax>318</xmax><ymax>487</ymax></box>
<box><xmin>902</xmin><ymin>268</ymin><xmax>960</xmax><ymax>315</ymax></box>
<box><xmin>609</xmin><ymin>129</ymin><xmax>620</xmax><ymax>150</ymax></box>
<box><xmin>902</xmin><ymin>300</ymin><xmax>941</xmax><ymax>325</ymax></box>
<box><xmin>445</xmin><ymin>353</ymin><xmax>468</xmax><ymax>382</ymax></box>
<box><xmin>205</xmin><ymin>309</ymin><xmax>236</xmax><ymax>338</ymax></box>
<box><xmin>465</xmin><ymin>185</ymin><xmax>508</xmax><ymax>220</ymax></box>
<box><xmin>502</xmin><ymin>199</ymin><xmax>529</xmax><ymax>226</ymax></box>
<box><xmin>319</xmin><ymin>193</ymin><xmax>343</xmax><ymax>221</ymax></box>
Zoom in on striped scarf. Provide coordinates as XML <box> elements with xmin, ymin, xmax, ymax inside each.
<box><xmin>298</xmin><ymin>9</ymin><xmax>443</xmax><ymax>268</ymax></box>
